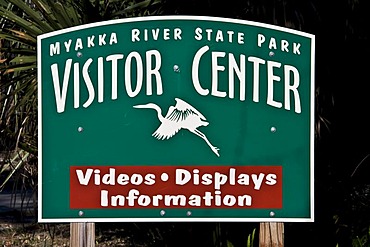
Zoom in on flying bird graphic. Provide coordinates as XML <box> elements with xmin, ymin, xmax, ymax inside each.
<box><xmin>134</xmin><ymin>98</ymin><xmax>220</xmax><ymax>157</ymax></box>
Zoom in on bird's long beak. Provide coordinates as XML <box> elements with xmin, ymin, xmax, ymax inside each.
<box><xmin>133</xmin><ymin>104</ymin><xmax>146</xmax><ymax>108</ymax></box>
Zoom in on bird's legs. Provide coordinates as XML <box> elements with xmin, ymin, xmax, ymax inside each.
<box><xmin>190</xmin><ymin>129</ymin><xmax>220</xmax><ymax>157</ymax></box>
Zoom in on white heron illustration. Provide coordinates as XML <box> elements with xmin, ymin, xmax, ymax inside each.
<box><xmin>133</xmin><ymin>98</ymin><xmax>220</xmax><ymax>157</ymax></box>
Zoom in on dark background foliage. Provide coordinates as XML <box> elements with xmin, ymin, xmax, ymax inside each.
<box><xmin>158</xmin><ymin>1</ymin><xmax>370</xmax><ymax>246</ymax></box>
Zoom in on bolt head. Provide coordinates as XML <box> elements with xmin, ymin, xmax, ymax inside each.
<box><xmin>173</xmin><ymin>65</ymin><xmax>180</xmax><ymax>72</ymax></box>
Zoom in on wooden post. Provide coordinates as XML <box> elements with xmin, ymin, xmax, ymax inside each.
<box><xmin>70</xmin><ymin>223</ymin><xmax>95</xmax><ymax>247</ymax></box>
<box><xmin>259</xmin><ymin>222</ymin><xmax>284</xmax><ymax>247</ymax></box>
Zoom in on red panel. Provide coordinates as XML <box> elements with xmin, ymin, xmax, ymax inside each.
<box><xmin>70</xmin><ymin>165</ymin><xmax>282</xmax><ymax>209</ymax></box>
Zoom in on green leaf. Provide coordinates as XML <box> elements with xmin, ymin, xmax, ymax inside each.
<box><xmin>31</xmin><ymin>0</ymin><xmax>63</xmax><ymax>30</ymax></box>
<box><xmin>8</xmin><ymin>55</ymin><xmax>37</xmax><ymax>64</ymax></box>
<box><xmin>0</xmin><ymin>62</ymin><xmax>36</xmax><ymax>74</ymax></box>
<box><xmin>44</xmin><ymin>0</ymin><xmax>82</xmax><ymax>28</ymax></box>
<box><xmin>0</xmin><ymin>32</ymin><xmax>36</xmax><ymax>46</ymax></box>
<box><xmin>109</xmin><ymin>0</ymin><xmax>162</xmax><ymax>18</ymax></box>
<box><xmin>227</xmin><ymin>240</ymin><xmax>234</xmax><ymax>247</ymax></box>
<box><xmin>0</xmin><ymin>6</ymin><xmax>43</xmax><ymax>36</ymax></box>
<box><xmin>0</xmin><ymin>151</ymin><xmax>30</xmax><ymax>191</ymax></box>
<box><xmin>7</xmin><ymin>29</ymin><xmax>37</xmax><ymax>43</ymax></box>
<box><xmin>7</xmin><ymin>0</ymin><xmax>54</xmax><ymax>33</ymax></box>
<box><xmin>0</xmin><ymin>47</ymin><xmax>36</xmax><ymax>56</ymax></box>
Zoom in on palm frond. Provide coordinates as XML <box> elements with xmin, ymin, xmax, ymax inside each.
<box><xmin>109</xmin><ymin>0</ymin><xmax>163</xmax><ymax>18</ymax></box>
<box><xmin>7</xmin><ymin>0</ymin><xmax>54</xmax><ymax>32</ymax></box>
<box><xmin>0</xmin><ymin>5</ymin><xmax>43</xmax><ymax>36</ymax></box>
<box><xmin>0</xmin><ymin>0</ymin><xmax>165</xmax><ymax>196</ymax></box>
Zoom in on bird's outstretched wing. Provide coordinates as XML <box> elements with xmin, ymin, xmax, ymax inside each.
<box><xmin>175</xmin><ymin>98</ymin><xmax>206</xmax><ymax>120</ymax></box>
<box><xmin>152</xmin><ymin>121</ymin><xmax>181</xmax><ymax>140</ymax></box>
<box><xmin>164</xmin><ymin>98</ymin><xmax>206</xmax><ymax>122</ymax></box>
<box><xmin>152</xmin><ymin>98</ymin><xmax>208</xmax><ymax>140</ymax></box>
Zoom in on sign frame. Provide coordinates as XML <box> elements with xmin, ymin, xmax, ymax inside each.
<box><xmin>38</xmin><ymin>15</ymin><xmax>315</xmax><ymax>223</ymax></box>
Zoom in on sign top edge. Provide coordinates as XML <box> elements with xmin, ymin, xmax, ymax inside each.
<box><xmin>37</xmin><ymin>15</ymin><xmax>315</xmax><ymax>40</ymax></box>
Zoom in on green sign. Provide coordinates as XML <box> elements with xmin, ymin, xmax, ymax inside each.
<box><xmin>38</xmin><ymin>16</ymin><xmax>315</xmax><ymax>222</ymax></box>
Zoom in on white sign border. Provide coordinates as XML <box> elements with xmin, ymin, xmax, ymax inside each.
<box><xmin>38</xmin><ymin>15</ymin><xmax>315</xmax><ymax>223</ymax></box>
